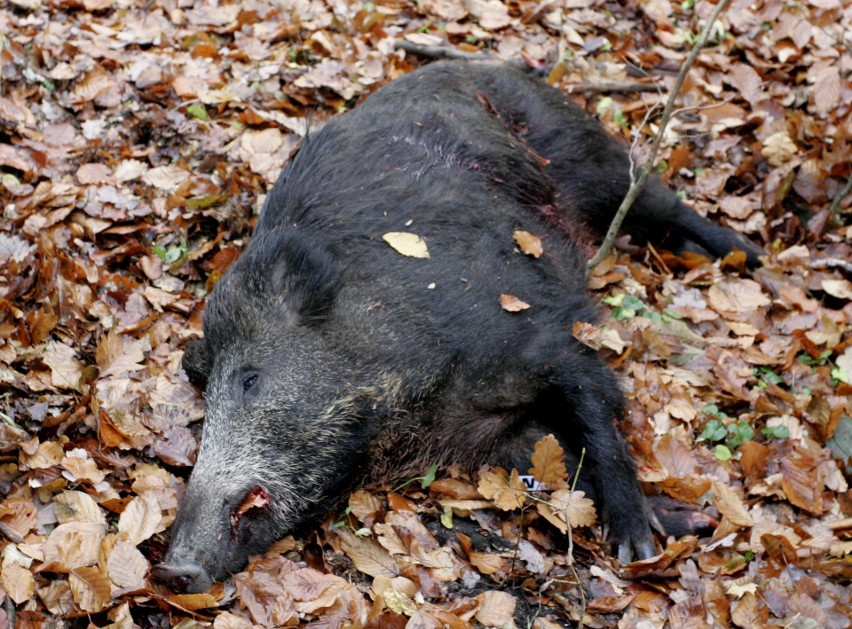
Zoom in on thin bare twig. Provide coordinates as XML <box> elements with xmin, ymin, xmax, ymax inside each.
<box><xmin>394</xmin><ymin>40</ymin><xmax>483</xmax><ymax>60</ymax></box>
<box><xmin>586</xmin><ymin>0</ymin><xmax>732</xmax><ymax>273</ymax></box>
<box><xmin>566</xmin><ymin>81</ymin><xmax>665</xmax><ymax>94</ymax></box>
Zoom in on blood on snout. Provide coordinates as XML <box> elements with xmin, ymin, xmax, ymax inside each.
<box><xmin>229</xmin><ymin>485</ymin><xmax>271</xmax><ymax>536</ymax></box>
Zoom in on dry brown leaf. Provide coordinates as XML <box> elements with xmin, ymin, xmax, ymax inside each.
<box><xmin>335</xmin><ymin>527</ymin><xmax>399</xmax><ymax>578</ymax></box>
<box><xmin>740</xmin><ymin>441</ymin><xmax>769</xmax><ymax>482</ymax></box>
<box><xmin>730</xmin><ymin>591</ymin><xmax>762</xmax><ymax>628</ymax></box>
<box><xmin>20</xmin><ymin>438</ymin><xmax>65</xmax><ymax>469</ymax></box>
<box><xmin>466</xmin><ymin>0</ymin><xmax>512</xmax><ymax>29</ymax></box>
<box><xmin>728</xmin><ymin>63</ymin><xmax>764</xmax><ymax>107</ymax></box>
<box><xmin>536</xmin><ymin>489</ymin><xmax>596</xmax><ymax>532</ymax></box>
<box><xmin>152</xmin><ymin>426</ymin><xmax>198</xmax><ymax>467</ymax></box>
<box><xmin>213</xmin><ymin>612</ymin><xmax>256</xmax><ymax>629</ymax></box>
<box><xmin>529</xmin><ymin>434</ymin><xmax>568</xmax><ymax>488</ymax></box>
<box><xmin>469</xmin><ymin>551</ymin><xmax>504</xmax><ymax>575</ymax></box>
<box><xmin>117</xmin><ymin>492</ymin><xmax>162</xmax><ymax>545</ymax></box>
<box><xmin>96</xmin><ymin>330</ymin><xmax>146</xmax><ymax>378</ymax></box>
<box><xmin>76</xmin><ymin>163</ymin><xmax>113</xmax><ymax>185</ymax></box>
<box><xmin>429</xmin><ymin>478</ymin><xmax>482</xmax><ymax>500</ymax></box>
<box><xmin>103</xmin><ymin>601</ymin><xmax>136</xmax><ymax>629</ymax></box>
<box><xmin>712</xmin><ymin>482</ymin><xmax>754</xmax><ymax>528</ymax></box>
<box><xmin>348</xmin><ymin>488</ymin><xmax>383</xmax><ymax>524</ymax></box>
<box><xmin>42</xmin><ymin>340</ymin><xmax>85</xmax><ymax>390</ymax></box>
<box><xmin>382</xmin><ymin>232</ymin><xmax>430</xmax><ymax>258</ymax></box>
<box><xmin>107</xmin><ymin>541</ymin><xmax>149</xmax><ymax>589</ymax></box>
<box><xmin>475</xmin><ymin>590</ymin><xmax>516</xmax><ymax>627</ymax></box>
<box><xmin>0</xmin><ymin>563</ymin><xmax>35</xmax><ymax>604</ymax></box>
<box><xmin>61</xmin><ymin>451</ymin><xmax>106</xmax><ymax>484</ymax></box>
<box><xmin>781</xmin><ymin>444</ymin><xmax>827</xmax><ymax>515</ymax></box>
<box><xmin>143</xmin><ymin>165</ymin><xmax>190</xmax><ymax>191</ymax></box>
<box><xmin>761</xmin><ymin>131</ymin><xmax>798</xmax><ymax>167</ymax></box>
<box><xmin>232</xmin><ymin>557</ymin><xmax>297</xmax><ymax>626</ymax></box>
<box><xmin>477</xmin><ymin>468</ymin><xmax>527</xmax><ymax>510</ymax></box>
<box><xmin>42</xmin><ymin>521</ymin><xmax>106</xmax><ymax>570</ymax></box>
<box><xmin>382</xmin><ymin>587</ymin><xmax>418</xmax><ymax>616</ymax></box>
<box><xmin>53</xmin><ymin>491</ymin><xmax>107</xmax><ymax>526</ymax></box>
<box><xmin>70</xmin><ymin>565</ymin><xmax>112</xmax><ymax>612</ymax></box>
<box><xmin>813</xmin><ymin>65</ymin><xmax>841</xmax><ymax>117</ymax></box>
<box><xmin>513</xmin><ymin>230</ymin><xmax>543</xmax><ymax>258</ymax></box>
<box><xmin>168</xmin><ymin>593</ymin><xmax>219</xmax><ymax>612</ymax></box>
<box><xmin>499</xmin><ymin>294</ymin><xmax>530</xmax><ymax>312</ymax></box>
<box><xmin>0</xmin><ymin>498</ymin><xmax>38</xmax><ymax>542</ymax></box>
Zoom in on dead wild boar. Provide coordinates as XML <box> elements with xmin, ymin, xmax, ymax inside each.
<box><xmin>156</xmin><ymin>60</ymin><xmax>761</xmax><ymax>593</ymax></box>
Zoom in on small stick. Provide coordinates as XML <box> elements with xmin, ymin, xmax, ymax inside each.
<box><xmin>566</xmin><ymin>81</ymin><xmax>665</xmax><ymax>94</ymax></box>
<box><xmin>394</xmin><ymin>40</ymin><xmax>483</xmax><ymax>60</ymax></box>
<box><xmin>586</xmin><ymin>0</ymin><xmax>732</xmax><ymax>273</ymax></box>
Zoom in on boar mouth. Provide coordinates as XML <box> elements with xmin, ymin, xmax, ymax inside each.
<box><xmin>157</xmin><ymin>484</ymin><xmax>273</xmax><ymax>593</ymax></box>
<box><xmin>230</xmin><ymin>484</ymin><xmax>272</xmax><ymax>540</ymax></box>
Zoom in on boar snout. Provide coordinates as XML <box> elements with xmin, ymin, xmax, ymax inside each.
<box><xmin>157</xmin><ymin>482</ymin><xmax>274</xmax><ymax>592</ymax></box>
<box><xmin>154</xmin><ymin>560</ymin><xmax>212</xmax><ymax>594</ymax></box>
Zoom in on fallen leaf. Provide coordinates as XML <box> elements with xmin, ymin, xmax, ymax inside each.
<box><xmin>382</xmin><ymin>232</ymin><xmax>430</xmax><ymax>258</ymax></box>
<box><xmin>0</xmin><ymin>564</ymin><xmax>35</xmax><ymax>604</ymax></box>
<box><xmin>536</xmin><ymin>489</ymin><xmax>597</xmax><ymax>532</ymax></box>
<box><xmin>335</xmin><ymin>527</ymin><xmax>399</xmax><ymax>578</ymax></box>
<box><xmin>70</xmin><ymin>565</ymin><xmax>112</xmax><ymax>612</ymax></box>
<box><xmin>529</xmin><ymin>434</ymin><xmax>568</xmax><ymax>488</ymax></box>
<box><xmin>477</xmin><ymin>468</ymin><xmax>527</xmax><ymax>510</ymax></box>
<box><xmin>500</xmin><ymin>294</ymin><xmax>530</xmax><ymax>312</ymax></box>
<box><xmin>712</xmin><ymin>482</ymin><xmax>753</xmax><ymax>528</ymax></box>
<box><xmin>475</xmin><ymin>590</ymin><xmax>516</xmax><ymax>627</ymax></box>
<box><xmin>53</xmin><ymin>491</ymin><xmax>107</xmax><ymax>526</ymax></box>
<box><xmin>118</xmin><ymin>492</ymin><xmax>162</xmax><ymax>546</ymax></box>
<box><xmin>107</xmin><ymin>541</ymin><xmax>149</xmax><ymax>589</ymax></box>
<box><xmin>96</xmin><ymin>330</ymin><xmax>146</xmax><ymax>378</ymax></box>
<box><xmin>513</xmin><ymin>230</ymin><xmax>543</xmax><ymax>258</ymax></box>
<box><xmin>42</xmin><ymin>521</ymin><xmax>107</xmax><ymax>570</ymax></box>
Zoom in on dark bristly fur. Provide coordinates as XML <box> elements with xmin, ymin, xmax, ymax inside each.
<box><xmin>157</xmin><ymin>60</ymin><xmax>761</xmax><ymax>593</ymax></box>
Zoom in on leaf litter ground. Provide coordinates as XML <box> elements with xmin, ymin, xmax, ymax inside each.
<box><xmin>0</xmin><ymin>0</ymin><xmax>850</xmax><ymax>627</ymax></box>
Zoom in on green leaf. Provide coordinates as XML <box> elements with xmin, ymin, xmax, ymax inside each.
<box><xmin>726</xmin><ymin>421</ymin><xmax>754</xmax><ymax>448</ymax></box>
<box><xmin>421</xmin><ymin>464</ymin><xmax>437</xmax><ymax>489</ymax></box>
<box><xmin>701</xmin><ymin>418</ymin><xmax>727</xmax><ymax>442</ymax></box>
<box><xmin>701</xmin><ymin>404</ymin><xmax>728</xmax><ymax>420</ymax></box>
<box><xmin>753</xmin><ymin>366</ymin><xmax>783</xmax><ymax>386</ymax></box>
<box><xmin>187</xmin><ymin>103</ymin><xmax>208</xmax><ymax>121</ymax></box>
<box><xmin>714</xmin><ymin>444</ymin><xmax>732</xmax><ymax>461</ymax></box>
<box><xmin>596</xmin><ymin>96</ymin><xmax>614</xmax><ymax>116</ymax></box>
<box><xmin>761</xmin><ymin>425</ymin><xmax>789</xmax><ymax>440</ymax></box>
<box><xmin>827</xmin><ymin>417</ymin><xmax>852</xmax><ymax>471</ymax></box>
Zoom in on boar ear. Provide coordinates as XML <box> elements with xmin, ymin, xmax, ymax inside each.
<box><xmin>182</xmin><ymin>338</ymin><xmax>211</xmax><ymax>388</ymax></box>
<box><xmin>263</xmin><ymin>230</ymin><xmax>340</xmax><ymax>325</ymax></box>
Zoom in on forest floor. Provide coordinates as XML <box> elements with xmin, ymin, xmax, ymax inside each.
<box><xmin>0</xmin><ymin>0</ymin><xmax>850</xmax><ymax>627</ymax></box>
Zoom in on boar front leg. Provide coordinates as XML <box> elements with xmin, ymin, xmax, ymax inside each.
<box><xmin>541</xmin><ymin>348</ymin><xmax>656</xmax><ymax>563</ymax></box>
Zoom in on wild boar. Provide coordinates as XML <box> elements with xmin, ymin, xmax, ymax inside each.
<box><xmin>155</xmin><ymin>60</ymin><xmax>761</xmax><ymax>593</ymax></box>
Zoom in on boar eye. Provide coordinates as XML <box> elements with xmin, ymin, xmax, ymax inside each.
<box><xmin>243</xmin><ymin>374</ymin><xmax>259</xmax><ymax>392</ymax></box>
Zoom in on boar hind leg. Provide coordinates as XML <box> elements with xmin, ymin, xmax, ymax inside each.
<box><xmin>539</xmin><ymin>348</ymin><xmax>656</xmax><ymax>562</ymax></box>
<box><xmin>473</xmin><ymin>65</ymin><xmax>763</xmax><ymax>265</ymax></box>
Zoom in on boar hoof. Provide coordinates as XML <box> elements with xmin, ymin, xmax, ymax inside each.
<box><xmin>154</xmin><ymin>561</ymin><xmax>213</xmax><ymax>594</ymax></box>
<box><xmin>618</xmin><ymin>537</ymin><xmax>657</xmax><ymax>564</ymax></box>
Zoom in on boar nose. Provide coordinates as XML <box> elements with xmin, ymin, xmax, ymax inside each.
<box><xmin>154</xmin><ymin>560</ymin><xmax>213</xmax><ymax>593</ymax></box>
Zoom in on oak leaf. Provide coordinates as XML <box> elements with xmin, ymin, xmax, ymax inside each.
<box><xmin>477</xmin><ymin>468</ymin><xmax>527</xmax><ymax>510</ymax></box>
<box><xmin>536</xmin><ymin>489</ymin><xmax>596</xmax><ymax>532</ymax></box>
<box><xmin>529</xmin><ymin>434</ymin><xmax>568</xmax><ymax>488</ymax></box>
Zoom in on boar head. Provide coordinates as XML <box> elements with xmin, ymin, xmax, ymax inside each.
<box><xmin>156</xmin><ymin>231</ymin><xmax>372</xmax><ymax>593</ymax></box>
